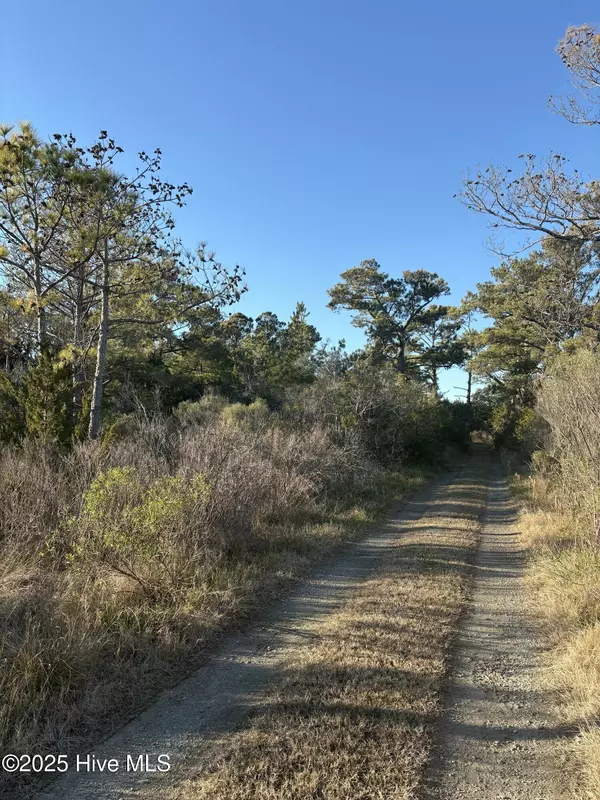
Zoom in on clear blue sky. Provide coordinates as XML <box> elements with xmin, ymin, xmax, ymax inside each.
<box><xmin>2</xmin><ymin>0</ymin><xmax>599</xmax><ymax>396</ymax></box>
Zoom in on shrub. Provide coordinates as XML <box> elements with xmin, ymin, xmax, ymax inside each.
<box><xmin>0</xmin><ymin>442</ymin><xmax>76</xmax><ymax>553</ymax></box>
<box><xmin>100</xmin><ymin>414</ymin><xmax>138</xmax><ymax>447</ymax></box>
<box><xmin>287</xmin><ymin>369</ymin><xmax>461</xmax><ymax>467</ymax></box>
<box><xmin>70</xmin><ymin>467</ymin><xmax>211</xmax><ymax>599</ymax></box>
<box><xmin>0</xmin><ymin>372</ymin><xmax>24</xmax><ymax>443</ymax></box>
<box><xmin>520</xmin><ymin>353</ymin><xmax>600</xmax><ymax>800</ymax></box>
<box><xmin>0</xmin><ymin>403</ymin><xmax>419</xmax><ymax>793</ymax></box>
<box><xmin>514</xmin><ymin>407</ymin><xmax>548</xmax><ymax>455</ymax></box>
<box><xmin>221</xmin><ymin>397</ymin><xmax>270</xmax><ymax>429</ymax></box>
<box><xmin>22</xmin><ymin>352</ymin><xmax>73</xmax><ymax>444</ymax></box>
<box><xmin>173</xmin><ymin>394</ymin><xmax>229</xmax><ymax>427</ymax></box>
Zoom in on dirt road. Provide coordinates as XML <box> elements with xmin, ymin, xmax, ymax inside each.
<box><xmin>35</xmin><ymin>451</ymin><xmax>567</xmax><ymax>800</ymax></box>
<box><xmin>424</xmin><ymin>462</ymin><xmax>569</xmax><ymax>800</ymax></box>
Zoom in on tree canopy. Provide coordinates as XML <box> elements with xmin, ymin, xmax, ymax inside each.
<box><xmin>327</xmin><ymin>260</ymin><xmax>459</xmax><ymax>380</ymax></box>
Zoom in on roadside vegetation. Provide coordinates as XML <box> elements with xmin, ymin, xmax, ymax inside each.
<box><xmin>512</xmin><ymin>352</ymin><xmax>600</xmax><ymax>799</ymax></box>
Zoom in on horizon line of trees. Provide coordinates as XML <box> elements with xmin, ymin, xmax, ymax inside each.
<box><xmin>0</xmin><ymin>122</ymin><xmax>481</xmax><ymax>446</ymax></box>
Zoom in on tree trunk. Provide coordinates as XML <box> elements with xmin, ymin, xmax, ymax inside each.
<box><xmin>88</xmin><ymin>245</ymin><xmax>109</xmax><ymax>440</ymax></box>
<box><xmin>466</xmin><ymin>370</ymin><xmax>472</xmax><ymax>405</ymax></box>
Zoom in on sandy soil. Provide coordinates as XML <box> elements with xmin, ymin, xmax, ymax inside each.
<box><xmin>424</xmin><ymin>462</ymin><xmax>571</xmax><ymax>800</ymax></box>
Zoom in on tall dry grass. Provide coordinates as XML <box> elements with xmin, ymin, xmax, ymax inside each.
<box><xmin>519</xmin><ymin>350</ymin><xmax>600</xmax><ymax>799</ymax></box>
<box><xmin>0</xmin><ymin>404</ymin><xmax>427</xmax><ymax>798</ymax></box>
<box><xmin>537</xmin><ymin>349</ymin><xmax>600</xmax><ymax>537</ymax></box>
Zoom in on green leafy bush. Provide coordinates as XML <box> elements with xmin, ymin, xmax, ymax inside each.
<box><xmin>72</xmin><ymin>467</ymin><xmax>211</xmax><ymax>598</ymax></box>
<box><xmin>221</xmin><ymin>397</ymin><xmax>270</xmax><ymax>429</ymax></box>
<box><xmin>173</xmin><ymin>395</ymin><xmax>229</xmax><ymax>427</ymax></box>
<box><xmin>100</xmin><ymin>414</ymin><xmax>138</xmax><ymax>447</ymax></box>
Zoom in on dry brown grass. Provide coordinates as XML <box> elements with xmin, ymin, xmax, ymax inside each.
<box><xmin>526</xmin><ymin>546</ymin><xmax>600</xmax><ymax>639</ymax></box>
<box><xmin>549</xmin><ymin>624</ymin><xmax>600</xmax><ymax>723</ymax></box>
<box><xmin>537</xmin><ymin>351</ymin><xmax>600</xmax><ymax>534</ymax></box>
<box><xmin>519</xmin><ymin>487</ymin><xmax>600</xmax><ymax>798</ymax></box>
<box><xmin>0</xmin><ymin>414</ymin><xmax>430</xmax><ymax>798</ymax></box>
<box><xmin>156</xmin><ymin>458</ymin><xmax>488</xmax><ymax>800</ymax></box>
<box><xmin>577</xmin><ymin>726</ymin><xmax>600</xmax><ymax>799</ymax></box>
<box><xmin>519</xmin><ymin>509</ymin><xmax>575</xmax><ymax>552</ymax></box>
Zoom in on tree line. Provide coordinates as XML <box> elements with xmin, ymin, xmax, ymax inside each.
<box><xmin>0</xmin><ymin>126</ymin><xmax>476</xmax><ymax>446</ymax></box>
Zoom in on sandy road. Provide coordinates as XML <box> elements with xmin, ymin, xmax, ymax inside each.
<box><xmin>424</xmin><ymin>462</ymin><xmax>570</xmax><ymax>800</ymax></box>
